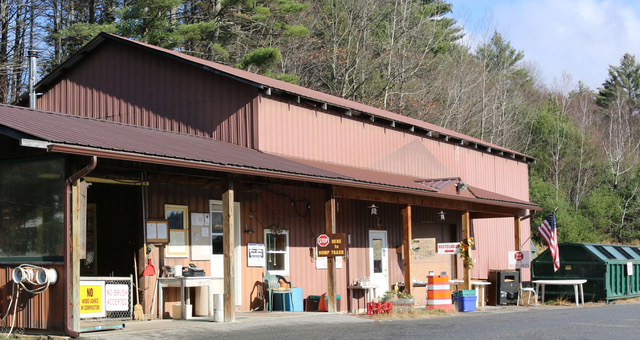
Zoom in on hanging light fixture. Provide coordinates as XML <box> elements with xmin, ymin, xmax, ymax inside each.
<box><xmin>368</xmin><ymin>204</ymin><xmax>378</xmax><ymax>216</ymax></box>
<box><xmin>438</xmin><ymin>211</ymin><xmax>446</xmax><ymax>221</ymax></box>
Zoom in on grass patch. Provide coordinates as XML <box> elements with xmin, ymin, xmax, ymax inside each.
<box><xmin>361</xmin><ymin>307</ymin><xmax>458</xmax><ymax>321</ymax></box>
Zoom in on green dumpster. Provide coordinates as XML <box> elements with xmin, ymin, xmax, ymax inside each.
<box><xmin>532</xmin><ymin>242</ymin><xmax>640</xmax><ymax>302</ymax></box>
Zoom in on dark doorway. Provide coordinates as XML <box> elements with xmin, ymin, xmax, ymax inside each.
<box><xmin>84</xmin><ymin>182</ymin><xmax>143</xmax><ymax>277</ymax></box>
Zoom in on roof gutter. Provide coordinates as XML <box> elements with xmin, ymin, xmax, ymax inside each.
<box><xmin>64</xmin><ymin>156</ymin><xmax>97</xmax><ymax>338</ymax></box>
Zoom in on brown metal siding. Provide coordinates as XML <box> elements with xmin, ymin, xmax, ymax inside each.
<box><xmin>38</xmin><ymin>40</ymin><xmax>258</xmax><ymax>148</ymax></box>
<box><xmin>144</xmin><ymin>180</ymin><xmax>224</xmax><ymax>316</ymax></box>
<box><xmin>257</xmin><ymin>96</ymin><xmax>533</xmax><ymax>281</ymax></box>
<box><xmin>0</xmin><ymin>264</ymin><xmax>65</xmax><ymax>331</ymax></box>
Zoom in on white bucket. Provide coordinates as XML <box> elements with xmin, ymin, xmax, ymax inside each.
<box><xmin>213</xmin><ymin>294</ymin><xmax>224</xmax><ymax>322</ymax></box>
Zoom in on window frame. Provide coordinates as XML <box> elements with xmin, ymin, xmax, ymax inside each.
<box><xmin>264</xmin><ymin>229</ymin><xmax>289</xmax><ymax>276</ymax></box>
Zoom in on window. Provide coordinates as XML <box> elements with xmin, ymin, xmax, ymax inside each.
<box><xmin>0</xmin><ymin>156</ymin><xmax>65</xmax><ymax>262</ymax></box>
<box><xmin>265</xmin><ymin>229</ymin><xmax>289</xmax><ymax>275</ymax></box>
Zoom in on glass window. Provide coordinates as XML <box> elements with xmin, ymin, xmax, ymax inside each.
<box><xmin>373</xmin><ymin>238</ymin><xmax>382</xmax><ymax>273</ymax></box>
<box><xmin>0</xmin><ymin>156</ymin><xmax>65</xmax><ymax>262</ymax></box>
<box><xmin>265</xmin><ymin>230</ymin><xmax>289</xmax><ymax>275</ymax></box>
<box><xmin>211</xmin><ymin>211</ymin><xmax>223</xmax><ymax>255</ymax></box>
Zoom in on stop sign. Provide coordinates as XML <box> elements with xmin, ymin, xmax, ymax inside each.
<box><xmin>317</xmin><ymin>234</ymin><xmax>330</xmax><ymax>247</ymax></box>
<box><xmin>514</xmin><ymin>251</ymin><xmax>524</xmax><ymax>261</ymax></box>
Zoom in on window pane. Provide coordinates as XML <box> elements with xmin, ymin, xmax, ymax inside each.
<box><xmin>211</xmin><ymin>212</ymin><xmax>222</xmax><ymax>229</ymax></box>
<box><xmin>267</xmin><ymin>252</ymin><xmax>285</xmax><ymax>271</ymax></box>
<box><xmin>0</xmin><ymin>156</ymin><xmax>65</xmax><ymax>261</ymax></box>
<box><xmin>267</xmin><ymin>233</ymin><xmax>287</xmax><ymax>251</ymax></box>
<box><xmin>373</xmin><ymin>238</ymin><xmax>382</xmax><ymax>273</ymax></box>
<box><xmin>212</xmin><ymin>234</ymin><xmax>223</xmax><ymax>255</ymax></box>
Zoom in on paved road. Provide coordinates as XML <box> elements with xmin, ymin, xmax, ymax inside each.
<box><xmin>81</xmin><ymin>303</ymin><xmax>640</xmax><ymax>340</ymax></box>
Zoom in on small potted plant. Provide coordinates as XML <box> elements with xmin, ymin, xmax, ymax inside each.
<box><xmin>382</xmin><ymin>289</ymin><xmax>415</xmax><ymax>310</ymax></box>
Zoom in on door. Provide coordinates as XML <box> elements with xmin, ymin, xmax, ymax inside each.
<box><xmin>369</xmin><ymin>230</ymin><xmax>389</xmax><ymax>297</ymax></box>
<box><xmin>209</xmin><ymin>200</ymin><xmax>242</xmax><ymax>306</ymax></box>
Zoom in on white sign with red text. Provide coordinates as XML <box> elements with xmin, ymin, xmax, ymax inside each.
<box><xmin>508</xmin><ymin>251</ymin><xmax>530</xmax><ymax>269</ymax></box>
<box><xmin>437</xmin><ymin>242</ymin><xmax>460</xmax><ymax>254</ymax></box>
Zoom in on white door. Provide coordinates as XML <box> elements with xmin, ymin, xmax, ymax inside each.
<box><xmin>209</xmin><ymin>200</ymin><xmax>242</xmax><ymax>306</ymax></box>
<box><xmin>369</xmin><ymin>230</ymin><xmax>389</xmax><ymax>298</ymax></box>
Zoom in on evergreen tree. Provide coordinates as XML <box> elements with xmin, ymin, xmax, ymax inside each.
<box><xmin>597</xmin><ymin>53</ymin><xmax>640</xmax><ymax>114</ymax></box>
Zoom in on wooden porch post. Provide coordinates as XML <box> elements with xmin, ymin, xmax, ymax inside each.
<box><xmin>514</xmin><ymin>216</ymin><xmax>521</xmax><ymax>251</ymax></box>
<box><xmin>402</xmin><ymin>205</ymin><xmax>412</xmax><ymax>295</ymax></box>
<box><xmin>514</xmin><ymin>216</ymin><xmax>521</xmax><ymax>282</ymax></box>
<box><xmin>325</xmin><ymin>191</ymin><xmax>337</xmax><ymax>312</ymax></box>
<box><xmin>223</xmin><ymin>181</ymin><xmax>235</xmax><ymax>322</ymax></box>
<box><xmin>462</xmin><ymin>211</ymin><xmax>471</xmax><ymax>290</ymax></box>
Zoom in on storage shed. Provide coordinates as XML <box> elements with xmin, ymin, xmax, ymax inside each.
<box><xmin>532</xmin><ymin>242</ymin><xmax>640</xmax><ymax>302</ymax></box>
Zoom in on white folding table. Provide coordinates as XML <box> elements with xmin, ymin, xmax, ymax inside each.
<box><xmin>532</xmin><ymin>279</ymin><xmax>587</xmax><ymax>306</ymax></box>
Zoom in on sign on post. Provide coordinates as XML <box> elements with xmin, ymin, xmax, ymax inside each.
<box><xmin>508</xmin><ymin>251</ymin><xmax>530</xmax><ymax>269</ymax></box>
<box><xmin>317</xmin><ymin>233</ymin><xmax>346</xmax><ymax>257</ymax></box>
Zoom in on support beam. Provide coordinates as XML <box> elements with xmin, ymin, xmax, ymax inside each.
<box><xmin>514</xmin><ymin>216</ymin><xmax>521</xmax><ymax>251</ymax></box>
<box><xmin>514</xmin><ymin>216</ymin><xmax>521</xmax><ymax>283</ymax></box>
<box><xmin>462</xmin><ymin>211</ymin><xmax>471</xmax><ymax>290</ymax></box>
<box><xmin>402</xmin><ymin>205</ymin><xmax>412</xmax><ymax>295</ymax></box>
<box><xmin>325</xmin><ymin>191</ymin><xmax>337</xmax><ymax>312</ymax></box>
<box><xmin>333</xmin><ymin>186</ymin><xmax>528</xmax><ymax>216</ymax></box>
<box><xmin>223</xmin><ymin>181</ymin><xmax>235</xmax><ymax>322</ymax></box>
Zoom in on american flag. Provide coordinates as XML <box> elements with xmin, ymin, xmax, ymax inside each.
<box><xmin>538</xmin><ymin>212</ymin><xmax>559</xmax><ymax>272</ymax></box>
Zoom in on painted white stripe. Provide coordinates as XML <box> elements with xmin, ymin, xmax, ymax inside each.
<box><xmin>427</xmin><ymin>284</ymin><xmax>450</xmax><ymax>290</ymax></box>
<box><xmin>427</xmin><ymin>299</ymin><xmax>452</xmax><ymax>305</ymax></box>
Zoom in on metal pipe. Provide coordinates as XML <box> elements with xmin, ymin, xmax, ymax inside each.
<box><xmin>28</xmin><ymin>50</ymin><xmax>38</xmax><ymax>109</ymax></box>
<box><xmin>64</xmin><ymin>156</ymin><xmax>97</xmax><ymax>337</ymax></box>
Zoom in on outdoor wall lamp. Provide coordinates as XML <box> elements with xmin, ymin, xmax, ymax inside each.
<box><xmin>438</xmin><ymin>211</ymin><xmax>446</xmax><ymax>221</ymax></box>
<box><xmin>368</xmin><ymin>204</ymin><xmax>378</xmax><ymax>216</ymax></box>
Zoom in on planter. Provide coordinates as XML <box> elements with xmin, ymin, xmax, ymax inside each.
<box><xmin>393</xmin><ymin>298</ymin><xmax>415</xmax><ymax>311</ymax></box>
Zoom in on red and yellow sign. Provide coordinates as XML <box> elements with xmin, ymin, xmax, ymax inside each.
<box><xmin>317</xmin><ymin>233</ymin><xmax>347</xmax><ymax>257</ymax></box>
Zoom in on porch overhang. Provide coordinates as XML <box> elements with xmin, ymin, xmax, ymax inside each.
<box><xmin>0</xmin><ymin>104</ymin><xmax>539</xmax><ymax>215</ymax></box>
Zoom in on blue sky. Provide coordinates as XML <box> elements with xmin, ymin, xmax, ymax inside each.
<box><xmin>447</xmin><ymin>0</ymin><xmax>640</xmax><ymax>91</ymax></box>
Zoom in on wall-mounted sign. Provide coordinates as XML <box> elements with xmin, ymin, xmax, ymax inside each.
<box><xmin>80</xmin><ymin>280</ymin><xmax>106</xmax><ymax>318</ymax></box>
<box><xmin>411</xmin><ymin>238</ymin><xmax>436</xmax><ymax>259</ymax></box>
<box><xmin>508</xmin><ymin>251</ymin><xmax>530</xmax><ymax>269</ymax></box>
<box><xmin>248</xmin><ymin>243</ymin><xmax>266</xmax><ymax>267</ymax></box>
<box><xmin>317</xmin><ymin>233</ymin><xmax>346</xmax><ymax>257</ymax></box>
<box><xmin>437</xmin><ymin>242</ymin><xmax>460</xmax><ymax>254</ymax></box>
<box><xmin>315</xmin><ymin>254</ymin><xmax>343</xmax><ymax>269</ymax></box>
<box><xmin>627</xmin><ymin>261</ymin><xmax>633</xmax><ymax>276</ymax></box>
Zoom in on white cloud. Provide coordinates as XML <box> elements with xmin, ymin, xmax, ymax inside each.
<box><xmin>450</xmin><ymin>0</ymin><xmax>640</xmax><ymax>90</ymax></box>
<box><xmin>492</xmin><ymin>0</ymin><xmax>640</xmax><ymax>90</ymax></box>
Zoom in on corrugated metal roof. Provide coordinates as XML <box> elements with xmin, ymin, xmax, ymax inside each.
<box><xmin>32</xmin><ymin>32</ymin><xmax>534</xmax><ymax>162</ymax></box>
<box><xmin>0</xmin><ymin>104</ymin><xmax>538</xmax><ymax>211</ymax></box>
<box><xmin>418</xmin><ymin>177</ymin><xmax>459</xmax><ymax>191</ymax></box>
<box><xmin>281</xmin><ymin>156</ymin><xmax>538</xmax><ymax>209</ymax></box>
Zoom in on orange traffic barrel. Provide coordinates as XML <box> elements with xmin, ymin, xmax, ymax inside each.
<box><xmin>426</xmin><ymin>275</ymin><xmax>452</xmax><ymax>312</ymax></box>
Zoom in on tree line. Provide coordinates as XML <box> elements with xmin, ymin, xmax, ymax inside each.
<box><xmin>1</xmin><ymin>0</ymin><xmax>639</xmax><ymax>244</ymax></box>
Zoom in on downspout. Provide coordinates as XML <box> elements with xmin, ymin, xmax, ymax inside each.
<box><xmin>64</xmin><ymin>156</ymin><xmax>97</xmax><ymax>337</ymax></box>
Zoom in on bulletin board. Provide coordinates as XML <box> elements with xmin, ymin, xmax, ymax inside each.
<box><xmin>190</xmin><ymin>212</ymin><xmax>211</xmax><ymax>261</ymax></box>
<box><xmin>146</xmin><ymin>219</ymin><xmax>169</xmax><ymax>243</ymax></box>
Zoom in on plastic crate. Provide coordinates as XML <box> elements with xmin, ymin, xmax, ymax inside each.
<box><xmin>454</xmin><ymin>296</ymin><xmax>477</xmax><ymax>312</ymax></box>
<box><xmin>452</xmin><ymin>290</ymin><xmax>475</xmax><ymax>297</ymax></box>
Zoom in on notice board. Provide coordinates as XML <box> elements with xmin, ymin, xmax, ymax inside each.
<box><xmin>190</xmin><ymin>212</ymin><xmax>211</xmax><ymax>261</ymax></box>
